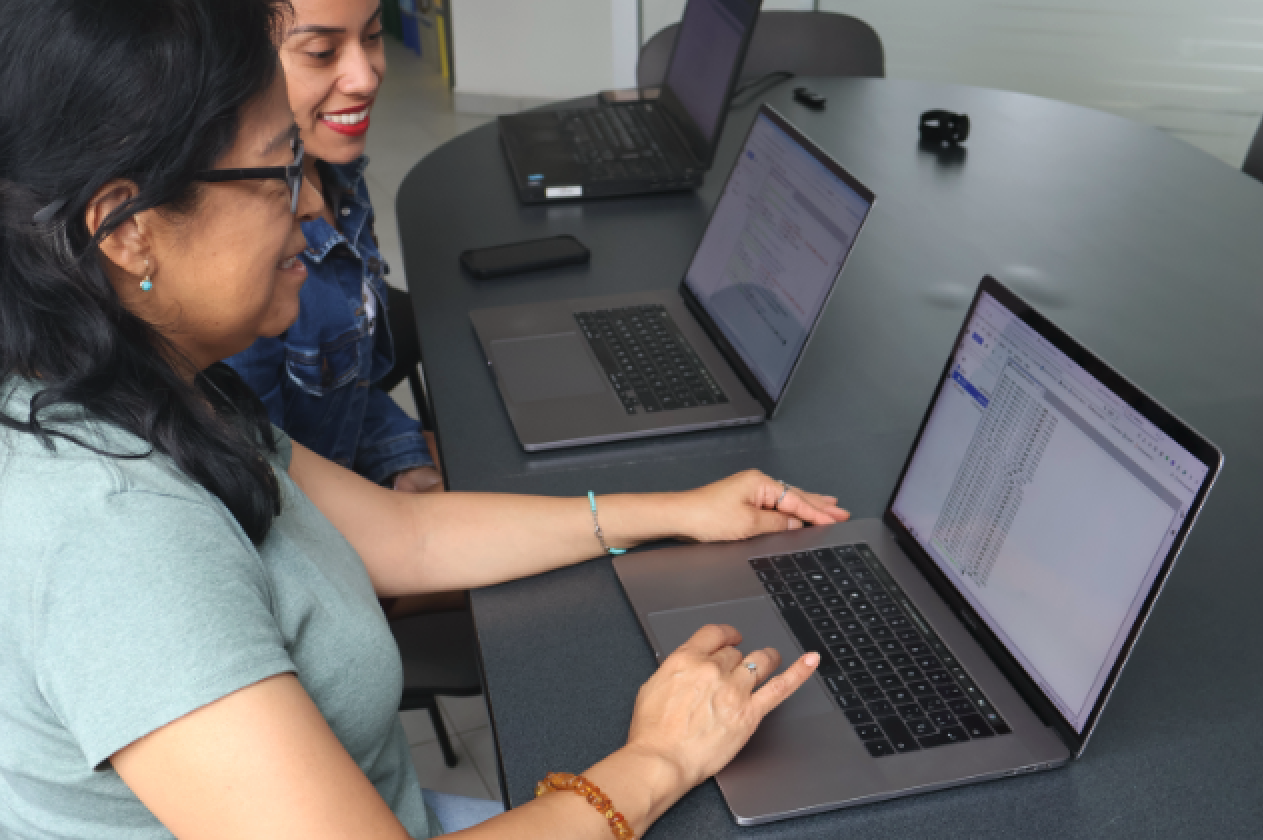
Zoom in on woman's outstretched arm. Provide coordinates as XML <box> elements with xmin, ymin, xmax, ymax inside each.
<box><xmin>287</xmin><ymin>441</ymin><xmax>850</xmax><ymax>595</ymax></box>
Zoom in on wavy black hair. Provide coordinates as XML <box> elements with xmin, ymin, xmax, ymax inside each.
<box><xmin>0</xmin><ymin>0</ymin><xmax>293</xmax><ymax>544</ymax></box>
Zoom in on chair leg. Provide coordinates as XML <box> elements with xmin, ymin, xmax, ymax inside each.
<box><xmin>426</xmin><ymin>698</ymin><xmax>460</xmax><ymax>768</ymax></box>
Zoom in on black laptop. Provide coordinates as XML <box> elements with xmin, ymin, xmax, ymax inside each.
<box><xmin>498</xmin><ymin>0</ymin><xmax>762</xmax><ymax>204</ymax></box>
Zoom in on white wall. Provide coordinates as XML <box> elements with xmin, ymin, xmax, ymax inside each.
<box><xmin>450</xmin><ymin>0</ymin><xmax>638</xmax><ymax>113</ymax></box>
<box><xmin>816</xmin><ymin>0</ymin><xmax>1263</xmax><ymax>165</ymax></box>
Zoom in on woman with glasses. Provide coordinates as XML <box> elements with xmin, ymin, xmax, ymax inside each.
<box><xmin>223</xmin><ymin>0</ymin><xmax>442</xmax><ymax>498</ymax></box>
<box><xmin>0</xmin><ymin>1</ymin><xmax>847</xmax><ymax>837</ymax></box>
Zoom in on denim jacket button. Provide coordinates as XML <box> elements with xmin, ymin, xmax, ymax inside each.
<box><xmin>357</xmin><ymin>379</ymin><xmax>370</xmax><ymax>388</ymax></box>
<box><xmin>341</xmin><ymin>206</ymin><xmax>351</xmax><ymax>217</ymax></box>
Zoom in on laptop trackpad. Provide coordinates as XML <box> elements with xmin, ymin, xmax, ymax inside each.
<box><xmin>647</xmin><ymin>596</ymin><xmax>834</xmax><ymax>720</ymax></box>
<box><xmin>490</xmin><ymin>332</ymin><xmax>606</xmax><ymax>403</ymax></box>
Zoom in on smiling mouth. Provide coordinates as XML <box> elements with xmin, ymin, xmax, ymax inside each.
<box><xmin>279</xmin><ymin>254</ymin><xmax>302</xmax><ymax>270</ymax></box>
<box><xmin>321</xmin><ymin>107</ymin><xmax>369</xmax><ymax>126</ymax></box>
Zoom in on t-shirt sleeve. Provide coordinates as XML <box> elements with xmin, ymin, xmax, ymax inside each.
<box><xmin>33</xmin><ymin>488</ymin><xmax>296</xmax><ymax>770</ymax></box>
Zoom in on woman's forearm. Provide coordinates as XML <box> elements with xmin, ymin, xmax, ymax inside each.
<box><xmin>375</xmin><ymin>491</ymin><xmax>686</xmax><ymax>595</ymax></box>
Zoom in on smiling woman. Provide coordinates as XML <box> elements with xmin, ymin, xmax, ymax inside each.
<box><xmin>225</xmin><ymin>0</ymin><xmax>444</xmax><ymax>494</ymax></box>
<box><xmin>0</xmin><ymin>1</ymin><xmax>847</xmax><ymax>838</ymax></box>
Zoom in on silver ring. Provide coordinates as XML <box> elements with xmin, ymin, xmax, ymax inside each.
<box><xmin>774</xmin><ymin>480</ymin><xmax>791</xmax><ymax>511</ymax></box>
<box><xmin>745</xmin><ymin>661</ymin><xmax>758</xmax><ymax>675</ymax></box>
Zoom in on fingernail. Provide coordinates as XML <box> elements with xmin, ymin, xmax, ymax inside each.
<box><xmin>788</xmin><ymin>518</ymin><xmax>802</xmax><ymax>530</ymax></box>
<box><xmin>804</xmin><ymin>652</ymin><xmax>820</xmax><ymax>667</ymax></box>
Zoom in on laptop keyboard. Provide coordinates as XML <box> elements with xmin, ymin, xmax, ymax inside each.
<box><xmin>575</xmin><ymin>305</ymin><xmax>728</xmax><ymax>414</ymax></box>
<box><xmin>558</xmin><ymin>105</ymin><xmax>689</xmax><ymax>181</ymax></box>
<box><xmin>749</xmin><ymin>543</ymin><xmax>1012</xmax><ymax>757</ymax></box>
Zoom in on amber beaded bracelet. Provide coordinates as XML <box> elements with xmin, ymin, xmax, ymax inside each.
<box><xmin>535</xmin><ymin>772</ymin><xmax>635</xmax><ymax>839</ymax></box>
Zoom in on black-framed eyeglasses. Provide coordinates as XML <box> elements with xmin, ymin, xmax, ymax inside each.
<box><xmin>195</xmin><ymin>136</ymin><xmax>305</xmax><ymax>214</ymax></box>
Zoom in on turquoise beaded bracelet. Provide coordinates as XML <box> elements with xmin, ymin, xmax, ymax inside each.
<box><xmin>588</xmin><ymin>491</ymin><xmax>626</xmax><ymax>555</ymax></box>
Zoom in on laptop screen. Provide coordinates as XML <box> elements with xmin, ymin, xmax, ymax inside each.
<box><xmin>683</xmin><ymin>111</ymin><xmax>873</xmax><ymax>402</ymax></box>
<box><xmin>890</xmin><ymin>289</ymin><xmax>1211</xmax><ymax>733</ymax></box>
<box><xmin>663</xmin><ymin>0</ymin><xmax>758</xmax><ymax>150</ymax></box>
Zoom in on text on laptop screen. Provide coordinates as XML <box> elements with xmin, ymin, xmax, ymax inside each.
<box><xmin>665</xmin><ymin>0</ymin><xmax>756</xmax><ymax>148</ymax></box>
<box><xmin>891</xmin><ymin>292</ymin><xmax>1208</xmax><ymax>733</ymax></box>
<box><xmin>684</xmin><ymin>114</ymin><xmax>872</xmax><ymax>401</ymax></box>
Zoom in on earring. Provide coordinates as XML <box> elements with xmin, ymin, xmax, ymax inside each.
<box><xmin>140</xmin><ymin>259</ymin><xmax>153</xmax><ymax>292</ymax></box>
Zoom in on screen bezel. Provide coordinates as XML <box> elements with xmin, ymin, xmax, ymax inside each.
<box><xmin>881</xmin><ymin>275</ymin><xmax>1223</xmax><ymax>757</ymax></box>
<box><xmin>678</xmin><ymin>104</ymin><xmax>876</xmax><ymax>416</ymax></box>
<box><xmin>657</xmin><ymin>0</ymin><xmax>762</xmax><ymax>168</ymax></box>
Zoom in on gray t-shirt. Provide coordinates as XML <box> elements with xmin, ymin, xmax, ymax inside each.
<box><xmin>0</xmin><ymin>379</ymin><xmax>435</xmax><ymax>839</ymax></box>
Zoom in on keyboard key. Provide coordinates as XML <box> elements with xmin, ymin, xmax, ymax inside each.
<box><xmin>981</xmin><ymin>710</ymin><xmax>1011</xmax><ymax>734</ymax></box>
<box><xmin>869</xmin><ymin>627</ymin><xmax>894</xmax><ymax>641</ymax></box>
<box><xmin>859</xmin><ymin>685</ymin><xmax>885</xmax><ymax>701</ymax></box>
<box><xmin>755</xmin><ymin>569</ymin><xmax>779</xmax><ymax>583</ymax></box>
<box><xmin>820</xmin><ymin>630</ymin><xmax>844</xmax><ymax>645</ymax></box>
<box><xmin>886</xmin><ymin>687</ymin><xmax>914</xmax><ymax>704</ymax></box>
<box><xmin>798</xmin><ymin>594</ymin><xmax>820</xmax><ymax>607</ymax></box>
<box><xmin>813</xmin><ymin>618</ymin><xmax>837</xmax><ymax>631</ymax></box>
<box><xmin>898</xmin><ymin>667</ymin><xmax>923</xmax><ymax>682</ymax></box>
<box><xmin>865</xmin><ymin>739</ymin><xmax>895</xmax><ymax>757</ymax></box>
<box><xmin>855</xmin><ymin>724</ymin><xmax>884</xmax><ymax>741</ymax></box>
<box><xmin>837</xmin><ymin>693</ymin><xmax>865</xmax><ymax>710</ymax></box>
<box><xmin>916</xmin><ymin>656</ymin><xmax>942</xmax><ymax>670</ymax></box>
<box><xmin>906</xmin><ymin>643</ymin><xmax>930</xmax><ymax>656</ymax></box>
<box><xmin>879</xmin><ymin>641</ymin><xmax>903</xmax><ymax>655</ymax></box>
<box><xmin>939</xmin><ymin>726</ymin><xmax>970</xmax><ymax>744</ymax></box>
<box><xmin>930</xmin><ymin>711</ymin><xmax>958</xmax><ymax>728</ymax></box>
<box><xmin>845</xmin><ymin>709</ymin><xmax>874</xmax><ymax>725</ymax></box>
<box><xmin>867</xmin><ymin>700</ymin><xmax>896</xmax><ymax>717</ymax></box>
<box><xmin>848</xmin><ymin>633</ymin><xmax>873</xmax><ymax>646</ymax></box>
<box><xmin>839</xmin><ymin>657</ymin><xmax>866</xmax><ymax>673</ymax></box>
<box><xmin>938</xmin><ymin>685</ymin><xmax>964</xmax><ymax>699</ymax></box>
<box><xmin>823</xmin><ymin>675</ymin><xmax>851</xmax><ymax>695</ymax></box>
<box><xmin>805</xmin><ymin>605</ymin><xmax>826</xmax><ymax>618</ymax></box>
<box><xmin>958</xmin><ymin>714</ymin><xmax>995</xmax><ymax>738</ymax></box>
<box><xmin>876</xmin><ymin>717</ymin><xmax>921</xmax><ymax>753</ymax></box>
<box><xmin>897</xmin><ymin>704</ymin><xmax>925</xmax><ymax>721</ymax></box>
<box><xmin>764</xmin><ymin>582</ymin><xmax>787</xmax><ymax>595</ymax></box>
<box><xmin>828</xmin><ymin>643</ymin><xmax>855</xmax><ymax>658</ymax></box>
<box><xmin>908</xmin><ymin>719</ymin><xmax>937</xmax><ymax>737</ymax></box>
<box><xmin>921</xmin><ymin>696</ymin><xmax>946</xmax><ymax>712</ymax></box>
<box><xmin>927</xmin><ymin>670</ymin><xmax>954</xmax><ymax>684</ymax></box>
<box><xmin>908</xmin><ymin>681</ymin><xmax>936</xmax><ymax>696</ymax></box>
<box><xmin>772</xmin><ymin>555</ymin><xmax>796</xmax><ymax>571</ymax></box>
<box><xmin>948</xmin><ymin>699</ymin><xmax>976</xmax><ymax>715</ymax></box>
<box><xmin>888</xmin><ymin>653</ymin><xmax>914</xmax><ymax>668</ymax></box>
<box><xmin>878</xmin><ymin>675</ymin><xmax>903</xmax><ymax>690</ymax></box>
<box><xmin>771</xmin><ymin>594</ymin><xmax>797</xmax><ymax>610</ymax></box>
<box><xmin>849</xmin><ymin>671</ymin><xmax>875</xmax><ymax>686</ymax></box>
<box><xmin>897</xmin><ymin>630</ymin><xmax>922</xmax><ymax>644</ymax></box>
<box><xmin>790</xmin><ymin>581</ymin><xmax>810</xmax><ymax>594</ymax></box>
<box><xmin>858</xmin><ymin>646</ymin><xmax>883</xmax><ymax>661</ymax></box>
<box><xmin>780</xmin><ymin>569</ymin><xmax>802</xmax><ymax>582</ymax></box>
<box><xmin>749</xmin><ymin>557</ymin><xmax>773</xmax><ymax>571</ymax></box>
<box><xmin>916</xmin><ymin>733</ymin><xmax>951</xmax><ymax>748</ymax></box>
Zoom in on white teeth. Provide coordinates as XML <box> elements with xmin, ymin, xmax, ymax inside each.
<box><xmin>322</xmin><ymin>108</ymin><xmax>369</xmax><ymax>126</ymax></box>
<box><xmin>279</xmin><ymin>256</ymin><xmax>298</xmax><ymax>269</ymax></box>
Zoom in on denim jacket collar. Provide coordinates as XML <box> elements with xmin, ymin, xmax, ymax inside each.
<box><xmin>303</xmin><ymin>156</ymin><xmax>373</xmax><ymax>264</ymax></box>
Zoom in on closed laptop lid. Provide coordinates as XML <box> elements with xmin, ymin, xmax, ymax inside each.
<box><xmin>657</xmin><ymin>0</ymin><xmax>761</xmax><ymax>167</ymax></box>
<box><xmin>680</xmin><ymin>105</ymin><xmax>875</xmax><ymax>416</ymax></box>
<box><xmin>886</xmin><ymin>277</ymin><xmax>1222</xmax><ymax>755</ymax></box>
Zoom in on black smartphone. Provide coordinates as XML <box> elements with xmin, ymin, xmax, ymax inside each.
<box><xmin>459</xmin><ymin>235</ymin><xmax>590</xmax><ymax>280</ymax></box>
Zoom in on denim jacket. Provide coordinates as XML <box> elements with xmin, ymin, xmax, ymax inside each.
<box><xmin>225</xmin><ymin>157</ymin><xmax>433</xmax><ymax>484</ymax></box>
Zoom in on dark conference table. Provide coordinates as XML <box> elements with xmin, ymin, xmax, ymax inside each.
<box><xmin>398</xmin><ymin>78</ymin><xmax>1263</xmax><ymax>837</ymax></box>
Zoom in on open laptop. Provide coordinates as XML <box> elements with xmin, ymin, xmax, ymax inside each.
<box><xmin>614</xmin><ymin>276</ymin><xmax>1222</xmax><ymax>824</ymax></box>
<box><xmin>498</xmin><ymin>0</ymin><xmax>762</xmax><ymax>204</ymax></box>
<box><xmin>472</xmin><ymin>105</ymin><xmax>875</xmax><ymax>451</ymax></box>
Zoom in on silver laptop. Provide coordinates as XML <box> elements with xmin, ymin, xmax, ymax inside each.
<box><xmin>615</xmin><ymin>276</ymin><xmax>1222</xmax><ymax>825</ymax></box>
<box><xmin>471</xmin><ymin>105</ymin><xmax>875</xmax><ymax>451</ymax></box>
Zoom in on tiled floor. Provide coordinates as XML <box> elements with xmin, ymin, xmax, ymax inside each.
<box><xmin>363</xmin><ymin>40</ymin><xmax>500</xmax><ymax>801</ymax></box>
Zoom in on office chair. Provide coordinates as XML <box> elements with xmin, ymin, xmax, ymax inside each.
<box><xmin>384</xmin><ymin>284</ymin><xmax>437</xmax><ymax>431</ymax></box>
<box><xmin>636</xmin><ymin>10</ymin><xmax>885</xmax><ymax>91</ymax></box>
<box><xmin>1243</xmin><ymin>117</ymin><xmax>1263</xmax><ymax>184</ymax></box>
<box><xmin>392</xmin><ymin>606</ymin><xmax>484</xmax><ymax>767</ymax></box>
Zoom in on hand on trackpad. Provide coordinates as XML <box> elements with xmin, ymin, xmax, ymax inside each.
<box><xmin>491</xmin><ymin>332</ymin><xmax>606</xmax><ymax>403</ymax></box>
<box><xmin>647</xmin><ymin>597</ymin><xmax>834</xmax><ymax>719</ymax></box>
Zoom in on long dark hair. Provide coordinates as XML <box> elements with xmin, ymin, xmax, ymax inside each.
<box><xmin>0</xmin><ymin>0</ymin><xmax>292</xmax><ymax>544</ymax></box>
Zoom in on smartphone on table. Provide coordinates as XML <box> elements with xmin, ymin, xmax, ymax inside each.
<box><xmin>459</xmin><ymin>235</ymin><xmax>590</xmax><ymax>280</ymax></box>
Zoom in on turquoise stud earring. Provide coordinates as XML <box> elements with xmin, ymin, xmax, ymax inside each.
<box><xmin>140</xmin><ymin>259</ymin><xmax>152</xmax><ymax>292</ymax></box>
